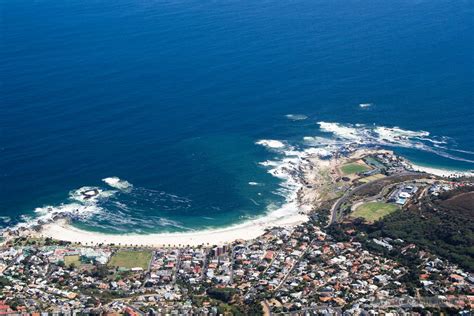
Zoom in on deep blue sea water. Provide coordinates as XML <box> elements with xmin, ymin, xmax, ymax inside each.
<box><xmin>1</xmin><ymin>0</ymin><xmax>473</xmax><ymax>233</ymax></box>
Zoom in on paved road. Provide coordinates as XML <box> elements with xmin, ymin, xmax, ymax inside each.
<box><xmin>229</xmin><ymin>245</ymin><xmax>242</xmax><ymax>285</ymax></box>
<box><xmin>327</xmin><ymin>172</ymin><xmax>424</xmax><ymax>226</ymax></box>
<box><xmin>172</xmin><ymin>249</ymin><xmax>181</xmax><ymax>285</ymax></box>
<box><xmin>274</xmin><ymin>239</ymin><xmax>318</xmax><ymax>292</ymax></box>
<box><xmin>262</xmin><ymin>300</ymin><xmax>272</xmax><ymax>316</ymax></box>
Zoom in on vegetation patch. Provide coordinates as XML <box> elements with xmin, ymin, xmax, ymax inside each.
<box><xmin>108</xmin><ymin>250</ymin><xmax>152</xmax><ymax>270</ymax></box>
<box><xmin>351</xmin><ymin>202</ymin><xmax>399</xmax><ymax>222</ymax></box>
<box><xmin>64</xmin><ymin>255</ymin><xmax>81</xmax><ymax>268</ymax></box>
<box><xmin>207</xmin><ymin>287</ymin><xmax>236</xmax><ymax>303</ymax></box>
<box><xmin>359</xmin><ymin>174</ymin><xmax>386</xmax><ymax>183</ymax></box>
<box><xmin>341</xmin><ymin>162</ymin><xmax>370</xmax><ymax>175</ymax></box>
<box><xmin>354</xmin><ymin>174</ymin><xmax>427</xmax><ymax>198</ymax></box>
<box><xmin>363</xmin><ymin>186</ymin><xmax>474</xmax><ymax>271</ymax></box>
<box><xmin>440</xmin><ymin>191</ymin><xmax>474</xmax><ymax>211</ymax></box>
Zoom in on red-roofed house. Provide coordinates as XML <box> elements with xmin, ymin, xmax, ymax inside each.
<box><xmin>264</xmin><ymin>250</ymin><xmax>275</xmax><ymax>261</ymax></box>
<box><xmin>0</xmin><ymin>302</ymin><xmax>13</xmax><ymax>315</ymax></box>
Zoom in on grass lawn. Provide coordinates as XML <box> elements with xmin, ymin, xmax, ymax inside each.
<box><xmin>351</xmin><ymin>202</ymin><xmax>399</xmax><ymax>222</ymax></box>
<box><xmin>107</xmin><ymin>250</ymin><xmax>152</xmax><ymax>270</ymax></box>
<box><xmin>341</xmin><ymin>162</ymin><xmax>371</xmax><ymax>175</ymax></box>
<box><xmin>64</xmin><ymin>255</ymin><xmax>81</xmax><ymax>268</ymax></box>
<box><xmin>359</xmin><ymin>174</ymin><xmax>386</xmax><ymax>183</ymax></box>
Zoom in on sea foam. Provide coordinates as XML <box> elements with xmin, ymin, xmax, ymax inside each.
<box><xmin>256</xmin><ymin>139</ymin><xmax>286</xmax><ymax>149</ymax></box>
<box><xmin>285</xmin><ymin>114</ymin><xmax>308</xmax><ymax>121</ymax></box>
<box><xmin>317</xmin><ymin>121</ymin><xmax>474</xmax><ymax>163</ymax></box>
<box><xmin>102</xmin><ymin>177</ymin><xmax>133</xmax><ymax>191</ymax></box>
<box><xmin>69</xmin><ymin>186</ymin><xmax>115</xmax><ymax>203</ymax></box>
<box><xmin>255</xmin><ymin>120</ymin><xmax>474</xmax><ymax>229</ymax></box>
<box><xmin>5</xmin><ymin>121</ymin><xmax>473</xmax><ymax>236</ymax></box>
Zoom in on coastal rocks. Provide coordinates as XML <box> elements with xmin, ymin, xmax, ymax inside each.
<box><xmin>81</xmin><ymin>189</ymin><xmax>100</xmax><ymax>200</ymax></box>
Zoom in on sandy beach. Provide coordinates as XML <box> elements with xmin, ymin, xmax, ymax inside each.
<box><xmin>410</xmin><ymin>163</ymin><xmax>474</xmax><ymax>178</ymax></box>
<box><xmin>34</xmin><ymin>213</ymin><xmax>308</xmax><ymax>247</ymax></box>
<box><xmin>18</xmin><ymin>148</ymin><xmax>470</xmax><ymax>248</ymax></box>
<box><xmin>29</xmin><ymin>146</ymin><xmax>340</xmax><ymax>247</ymax></box>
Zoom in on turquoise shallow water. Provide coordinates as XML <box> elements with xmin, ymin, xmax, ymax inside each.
<box><xmin>1</xmin><ymin>0</ymin><xmax>473</xmax><ymax>233</ymax></box>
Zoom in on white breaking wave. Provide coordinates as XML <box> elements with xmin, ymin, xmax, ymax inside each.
<box><xmin>34</xmin><ymin>203</ymin><xmax>102</xmax><ymax>220</ymax></box>
<box><xmin>249</xmin><ymin>198</ymin><xmax>260</xmax><ymax>206</ymax></box>
<box><xmin>102</xmin><ymin>177</ymin><xmax>133</xmax><ymax>191</ymax></box>
<box><xmin>6</xmin><ymin>119</ymin><xmax>472</xmax><ymax>236</ymax></box>
<box><xmin>256</xmin><ymin>139</ymin><xmax>286</xmax><ymax>149</ymax></box>
<box><xmin>437</xmin><ymin>146</ymin><xmax>474</xmax><ymax>155</ymax></box>
<box><xmin>318</xmin><ymin>121</ymin><xmax>431</xmax><ymax>145</ymax></box>
<box><xmin>6</xmin><ymin>183</ymin><xmax>118</xmax><ymax>232</ymax></box>
<box><xmin>0</xmin><ymin>159</ymin><xmax>201</xmax><ymax>234</ymax></box>
<box><xmin>255</xmin><ymin>120</ymin><xmax>474</xmax><ymax>229</ymax></box>
<box><xmin>318</xmin><ymin>122</ymin><xmax>364</xmax><ymax>142</ymax></box>
<box><xmin>157</xmin><ymin>218</ymin><xmax>194</xmax><ymax>231</ymax></box>
<box><xmin>257</xmin><ymin>144</ymin><xmax>318</xmax><ymax>223</ymax></box>
<box><xmin>359</xmin><ymin>103</ymin><xmax>373</xmax><ymax>108</ymax></box>
<box><xmin>7</xmin><ymin>203</ymin><xmax>103</xmax><ymax>231</ymax></box>
<box><xmin>317</xmin><ymin>121</ymin><xmax>474</xmax><ymax>163</ymax></box>
<box><xmin>239</xmin><ymin>214</ymin><xmax>261</xmax><ymax>221</ymax></box>
<box><xmin>286</xmin><ymin>114</ymin><xmax>308</xmax><ymax>121</ymax></box>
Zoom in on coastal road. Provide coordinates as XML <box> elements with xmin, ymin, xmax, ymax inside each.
<box><xmin>327</xmin><ymin>172</ymin><xmax>424</xmax><ymax>226</ymax></box>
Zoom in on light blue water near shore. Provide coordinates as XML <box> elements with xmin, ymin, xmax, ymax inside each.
<box><xmin>1</xmin><ymin>0</ymin><xmax>473</xmax><ymax>232</ymax></box>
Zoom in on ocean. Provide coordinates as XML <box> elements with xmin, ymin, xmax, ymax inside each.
<box><xmin>1</xmin><ymin>0</ymin><xmax>473</xmax><ymax>233</ymax></box>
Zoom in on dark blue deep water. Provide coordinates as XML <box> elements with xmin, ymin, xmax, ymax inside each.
<box><xmin>1</xmin><ymin>0</ymin><xmax>473</xmax><ymax>232</ymax></box>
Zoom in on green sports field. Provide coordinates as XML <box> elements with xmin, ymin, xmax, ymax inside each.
<box><xmin>341</xmin><ymin>162</ymin><xmax>371</xmax><ymax>175</ymax></box>
<box><xmin>351</xmin><ymin>202</ymin><xmax>399</xmax><ymax>222</ymax></box>
<box><xmin>107</xmin><ymin>250</ymin><xmax>152</xmax><ymax>270</ymax></box>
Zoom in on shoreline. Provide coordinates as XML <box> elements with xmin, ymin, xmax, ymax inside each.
<box><xmin>8</xmin><ymin>147</ymin><xmax>474</xmax><ymax>248</ymax></box>
<box><xmin>34</xmin><ymin>213</ymin><xmax>308</xmax><ymax>247</ymax></box>
<box><xmin>409</xmin><ymin>163</ymin><xmax>474</xmax><ymax>178</ymax></box>
<box><xmin>27</xmin><ymin>143</ymin><xmax>339</xmax><ymax>247</ymax></box>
